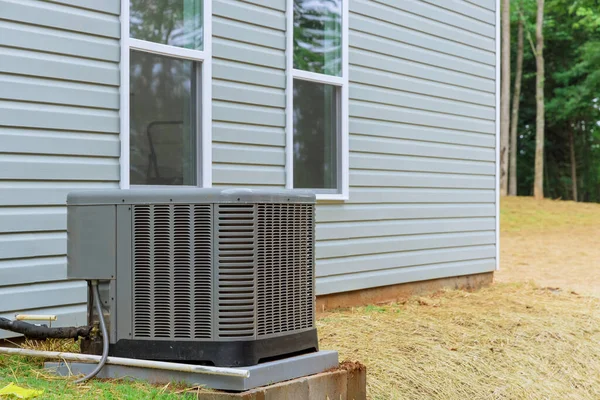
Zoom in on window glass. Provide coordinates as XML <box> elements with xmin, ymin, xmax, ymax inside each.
<box><xmin>293</xmin><ymin>79</ymin><xmax>339</xmax><ymax>189</ymax></box>
<box><xmin>129</xmin><ymin>50</ymin><xmax>198</xmax><ymax>185</ymax></box>
<box><xmin>293</xmin><ymin>0</ymin><xmax>342</xmax><ymax>77</ymax></box>
<box><xmin>130</xmin><ymin>0</ymin><xmax>203</xmax><ymax>50</ymax></box>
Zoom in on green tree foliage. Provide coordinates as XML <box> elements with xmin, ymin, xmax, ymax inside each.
<box><xmin>513</xmin><ymin>0</ymin><xmax>600</xmax><ymax>201</ymax></box>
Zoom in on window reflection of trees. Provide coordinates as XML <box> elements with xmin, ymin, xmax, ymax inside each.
<box><xmin>130</xmin><ymin>0</ymin><xmax>203</xmax><ymax>50</ymax></box>
<box><xmin>294</xmin><ymin>0</ymin><xmax>342</xmax><ymax>76</ymax></box>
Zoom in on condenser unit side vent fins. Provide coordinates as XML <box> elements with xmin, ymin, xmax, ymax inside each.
<box><xmin>132</xmin><ymin>204</ymin><xmax>213</xmax><ymax>340</ymax></box>
<box><xmin>216</xmin><ymin>204</ymin><xmax>256</xmax><ymax>338</ymax></box>
<box><xmin>256</xmin><ymin>204</ymin><xmax>315</xmax><ymax>337</ymax></box>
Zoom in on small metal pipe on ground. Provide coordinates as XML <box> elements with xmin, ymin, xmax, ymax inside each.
<box><xmin>0</xmin><ymin>347</ymin><xmax>250</xmax><ymax>378</ymax></box>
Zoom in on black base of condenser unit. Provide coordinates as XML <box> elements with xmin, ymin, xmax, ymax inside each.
<box><xmin>81</xmin><ymin>328</ymin><xmax>319</xmax><ymax>368</ymax></box>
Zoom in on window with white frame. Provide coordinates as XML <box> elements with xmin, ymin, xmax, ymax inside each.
<box><xmin>286</xmin><ymin>0</ymin><xmax>349</xmax><ymax>199</ymax></box>
<box><xmin>121</xmin><ymin>0</ymin><xmax>211</xmax><ymax>187</ymax></box>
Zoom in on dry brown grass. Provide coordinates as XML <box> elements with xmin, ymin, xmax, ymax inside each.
<box><xmin>498</xmin><ymin>197</ymin><xmax>600</xmax><ymax>295</ymax></box>
<box><xmin>318</xmin><ymin>283</ymin><xmax>600</xmax><ymax>400</ymax></box>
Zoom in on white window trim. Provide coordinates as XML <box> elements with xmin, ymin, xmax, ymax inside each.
<box><xmin>285</xmin><ymin>0</ymin><xmax>349</xmax><ymax>201</ymax></box>
<box><xmin>119</xmin><ymin>0</ymin><xmax>212</xmax><ymax>189</ymax></box>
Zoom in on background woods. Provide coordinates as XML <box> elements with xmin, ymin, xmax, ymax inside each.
<box><xmin>503</xmin><ymin>0</ymin><xmax>600</xmax><ymax>201</ymax></box>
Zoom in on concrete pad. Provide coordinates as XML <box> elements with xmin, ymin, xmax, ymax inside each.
<box><xmin>201</xmin><ymin>366</ymin><xmax>366</xmax><ymax>400</ymax></box>
<box><xmin>45</xmin><ymin>350</ymin><xmax>338</xmax><ymax>392</ymax></box>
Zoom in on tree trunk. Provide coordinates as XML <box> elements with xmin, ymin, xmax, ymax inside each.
<box><xmin>509</xmin><ymin>9</ymin><xmax>524</xmax><ymax>196</ymax></box>
<box><xmin>569</xmin><ymin>130</ymin><xmax>578</xmax><ymax>202</ymax></box>
<box><xmin>534</xmin><ymin>0</ymin><xmax>545</xmax><ymax>200</ymax></box>
<box><xmin>500</xmin><ymin>0</ymin><xmax>511</xmax><ymax>196</ymax></box>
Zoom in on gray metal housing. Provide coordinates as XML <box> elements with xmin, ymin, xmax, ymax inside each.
<box><xmin>67</xmin><ymin>188</ymin><xmax>316</xmax><ymax>346</ymax></box>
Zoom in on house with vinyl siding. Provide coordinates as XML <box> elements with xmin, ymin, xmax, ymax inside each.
<box><xmin>0</xmin><ymin>0</ymin><xmax>499</xmax><ymax>337</ymax></box>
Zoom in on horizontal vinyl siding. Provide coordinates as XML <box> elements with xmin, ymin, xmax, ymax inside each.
<box><xmin>315</xmin><ymin>0</ymin><xmax>497</xmax><ymax>295</ymax></box>
<box><xmin>211</xmin><ymin>0</ymin><xmax>287</xmax><ymax>187</ymax></box>
<box><xmin>0</xmin><ymin>0</ymin><xmax>120</xmax><ymax>338</ymax></box>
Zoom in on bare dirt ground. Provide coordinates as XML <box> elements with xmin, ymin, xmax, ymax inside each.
<box><xmin>496</xmin><ymin>197</ymin><xmax>600</xmax><ymax>296</ymax></box>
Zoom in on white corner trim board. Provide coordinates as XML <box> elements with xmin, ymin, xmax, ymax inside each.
<box><xmin>495</xmin><ymin>0</ymin><xmax>501</xmax><ymax>270</ymax></box>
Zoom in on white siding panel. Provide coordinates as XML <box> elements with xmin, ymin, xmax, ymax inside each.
<box><xmin>0</xmin><ymin>257</ymin><xmax>66</xmax><ymax>286</ymax></box>
<box><xmin>350</xmin><ymin>136</ymin><xmax>495</xmax><ymax>162</ymax></box>
<box><xmin>213</xmin><ymin>164</ymin><xmax>285</xmax><ymax>186</ymax></box>
<box><xmin>0</xmin><ymin>1</ymin><xmax>118</xmax><ymax>330</ymax></box>
<box><xmin>369</xmin><ymin>0</ymin><xmax>495</xmax><ymax>38</ymax></box>
<box><xmin>316</xmin><ymin>204</ymin><xmax>496</xmax><ymax>222</ymax></box>
<box><xmin>350</xmin><ymin>153</ymin><xmax>495</xmax><ymax>175</ymax></box>
<box><xmin>0</xmin><ymin>20</ymin><xmax>119</xmax><ymax>62</ymax></box>
<box><xmin>0</xmin><ymin>128</ymin><xmax>120</xmax><ymax>157</ymax></box>
<box><xmin>0</xmin><ymin>0</ymin><xmax>120</xmax><ymax>38</ymax></box>
<box><xmin>44</xmin><ymin>0</ymin><xmax>120</xmax><ymax>15</ymax></box>
<box><xmin>213</xmin><ymin>0</ymin><xmax>286</xmax><ymax>30</ymax></box>
<box><xmin>212</xmin><ymin>59</ymin><xmax>286</xmax><ymax>89</ymax></box>
<box><xmin>0</xmin><ymin>182</ymin><xmax>119</xmax><ymax>206</ymax></box>
<box><xmin>213</xmin><ymin>143</ymin><xmax>285</xmax><ymax>166</ymax></box>
<box><xmin>316</xmin><ymin>259</ymin><xmax>496</xmax><ymax>295</ymax></box>
<box><xmin>213</xmin><ymin>38</ymin><xmax>285</xmax><ymax>69</ymax></box>
<box><xmin>213</xmin><ymin>81</ymin><xmax>285</xmax><ymax>108</ymax></box>
<box><xmin>350</xmin><ymin>66</ymin><xmax>495</xmax><ymax>107</ymax></box>
<box><xmin>350</xmin><ymin>0</ymin><xmax>495</xmax><ymax>50</ymax></box>
<box><xmin>317</xmin><ymin>218</ymin><xmax>496</xmax><ymax>241</ymax></box>
<box><xmin>212</xmin><ymin>1</ymin><xmax>286</xmax><ymax>187</ymax></box>
<box><xmin>0</xmin><ymin>281</ymin><xmax>85</xmax><ymax>313</ymax></box>
<box><xmin>0</xmin><ymin>47</ymin><xmax>119</xmax><ymax>86</ymax></box>
<box><xmin>213</xmin><ymin>16</ymin><xmax>285</xmax><ymax>50</ymax></box>
<box><xmin>350</xmin><ymin>83</ymin><xmax>495</xmax><ymax>120</ymax></box>
<box><xmin>317</xmin><ymin>245</ymin><xmax>496</xmax><ymax>276</ymax></box>
<box><xmin>0</xmin><ymin>75</ymin><xmax>119</xmax><ymax>110</ymax></box>
<box><xmin>213</xmin><ymin>123</ymin><xmax>286</xmax><ymax>147</ymax></box>
<box><xmin>347</xmin><ymin>188</ymin><xmax>495</xmax><ymax>204</ymax></box>
<box><xmin>0</xmin><ymin>232</ymin><xmax>66</xmax><ymax>260</ymax></box>
<box><xmin>0</xmin><ymin>156</ymin><xmax>119</xmax><ymax>181</ymax></box>
<box><xmin>422</xmin><ymin>0</ymin><xmax>495</xmax><ymax>24</ymax></box>
<box><xmin>213</xmin><ymin>102</ymin><xmax>285</xmax><ymax>127</ymax></box>
<box><xmin>349</xmin><ymin>14</ymin><xmax>495</xmax><ymax>65</ymax></box>
<box><xmin>0</xmin><ymin>207</ymin><xmax>66</xmax><ymax>233</ymax></box>
<box><xmin>350</xmin><ymin>31</ymin><xmax>495</xmax><ymax>81</ymax></box>
<box><xmin>350</xmin><ymin>171</ymin><xmax>495</xmax><ymax>189</ymax></box>
<box><xmin>317</xmin><ymin>231</ymin><xmax>496</xmax><ymax>259</ymax></box>
<box><xmin>239</xmin><ymin>0</ymin><xmax>285</xmax><ymax>12</ymax></box>
<box><xmin>0</xmin><ymin>100</ymin><xmax>119</xmax><ymax>133</ymax></box>
<box><xmin>350</xmin><ymin>120</ymin><xmax>496</xmax><ymax>148</ymax></box>
<box><xmin>351</xmin><ymin>101</ymin><xmax>495</xmax><ymax>134</ymax></box>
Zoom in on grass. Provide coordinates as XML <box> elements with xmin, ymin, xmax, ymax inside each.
<box><xmin>319</xmin><ymin>283</ymin><xmax>600</xmax><ymax>400</ymax></box>
<box><xmin>498</xmin><ymin>196</ymin><xmax>600</xmax><ymax>296</ymax></box>
<box><xmin>0</xmin><ymin>355</ymin><xmax>202</xmax><ymax>399</ymax></box>
<box><xmin>500</xmin><ymin>196</ymin><xmax>600</xmax><ymax>232</ymax></box>
<box><xmin>0</xmin><ymin>341</ymin><xmax>203</xmax><ymax>399</ymax></box>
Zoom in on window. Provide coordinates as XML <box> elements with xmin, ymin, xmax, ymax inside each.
<box><xmin>120</xmin><ymin>0</ymin><xmax>212</xmax><ymax>187</ymax></box>
<box><xmin>286</xmin><ymin>0</ymin><xmax>349</xmax><ymax>199</ymax></box>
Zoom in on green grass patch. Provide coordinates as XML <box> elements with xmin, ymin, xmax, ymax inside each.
<box><xmin>0</xmin><ymin>355</ymin><xmax>199</xmax><ymax>399</ymax></box>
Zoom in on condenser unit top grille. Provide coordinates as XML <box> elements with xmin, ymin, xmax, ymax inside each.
<box><xmin>67</xmin><ymin>188</ymin><xmax>316</xmax><ymax>206</ymax></box>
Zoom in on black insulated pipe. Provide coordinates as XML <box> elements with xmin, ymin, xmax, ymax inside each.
<box><xmin>0</xmin><ymin>318</ymin><xmax>92</xmax><ymax>340</ymax></box>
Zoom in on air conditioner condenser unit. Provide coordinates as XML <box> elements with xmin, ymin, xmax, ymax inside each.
<box><xmin>66</xmin><ymin>188</ymin><xmax>318</xmax><ymax>367</ymax></box>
